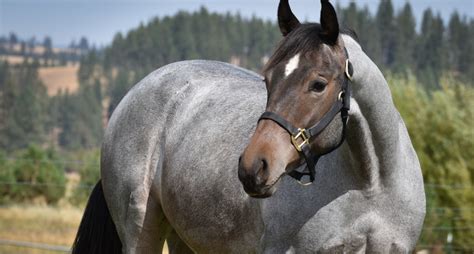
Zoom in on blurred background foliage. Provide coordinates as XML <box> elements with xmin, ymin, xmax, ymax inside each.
<box><xmin>389</xmin><ymin>74</ymin><xmax>473</xmax><ymax>249</ymax></box>
<box><xmin>0</xmin><ymin>0</ymin><xmax>472</xmax><ymax>251</ymax></box>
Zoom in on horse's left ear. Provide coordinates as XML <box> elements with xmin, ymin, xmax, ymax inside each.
<box><xmin>319</xmin><ymin>0</ymin><xmax>339</xmax><ymax>45</ymax></box>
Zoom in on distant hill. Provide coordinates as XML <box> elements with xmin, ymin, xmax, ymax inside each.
<box><xmin>38</xmin><ymin>65</ymin><xmax>80</xmax><ymax>96</ymax></box>
<box><xmin>0</xmin><ymin>39</ymin><xmax>87</xmax><ymax>96</ymax></box>
<box><xmin>1</xmin><ymin>42</ymin><xmax>80</xmax><ymax>56</ymax></box>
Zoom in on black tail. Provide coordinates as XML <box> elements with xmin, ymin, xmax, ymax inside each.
<box><xmin>72</xmin><ymin>180</ymin><xmax>122</xmax><ymax>254</ymax></box>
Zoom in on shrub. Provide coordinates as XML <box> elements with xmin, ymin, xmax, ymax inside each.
<box><xmin>389</xmin><ymin>74</ymin><xmax>473</xmax><ymax>249</ymax></box>
<box><xmin>1</xmin><ymin>145</ymin><xmax>66</xmax><ymax>204</ymax></box>
<box><xmin>0</xmin><ymin>151</ymin><xmax>15</xmax><ymax>204</ymax></box>
<box><xmin>69</xmin><ymin>149</ymin><xmax>100</xmax><ymax>206</ymax></box>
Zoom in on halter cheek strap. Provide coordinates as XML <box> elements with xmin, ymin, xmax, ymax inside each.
<box><xmin>258</xmin><ymin>48</ymin><xmax>353</xmax><ymax>185</ymax></box>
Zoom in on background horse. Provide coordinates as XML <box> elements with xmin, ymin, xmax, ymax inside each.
<box><xmin>73</xmin><ymin>0</ymin><xmax>425</xmax><ymax>253</ymax></box>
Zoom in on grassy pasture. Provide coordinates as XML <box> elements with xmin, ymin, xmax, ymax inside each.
<box><xmin>0</xmin><ymin>205</ymin><xmax>81</xmax><ymax>253</ymax></box>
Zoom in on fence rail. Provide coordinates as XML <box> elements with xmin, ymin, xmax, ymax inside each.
<box><xmin>0</xmin><ymin>238</ymin><xmax>70</xmax><ymax>252</ymax></box>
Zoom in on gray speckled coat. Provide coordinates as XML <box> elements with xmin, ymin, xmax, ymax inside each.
<box><xmin>100</xmin><ymin>35</ymin><xmax>426</xmax><ymax>253</ymax></box>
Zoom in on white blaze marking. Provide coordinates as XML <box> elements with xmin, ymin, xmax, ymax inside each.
<box><xmin>285</xmin><ymin>53</ymin><xmax>300</xmax><ymax>77</ymax></box>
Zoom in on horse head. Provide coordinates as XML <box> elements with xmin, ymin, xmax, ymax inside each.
<box><xmin>239</xmin><ymin>0</ymin><xmax>352</xmax><ymax>198</ymax></box>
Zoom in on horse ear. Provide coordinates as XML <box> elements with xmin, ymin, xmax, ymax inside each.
<box><xmin>319</xmin><ymin>0</ymin><xmax>339</xmax><ymax>45</ymax></box>
<box><xmin>278</xmin><ymin>0</ymin><xmax>300</xmax><ymax>36</ymax></box>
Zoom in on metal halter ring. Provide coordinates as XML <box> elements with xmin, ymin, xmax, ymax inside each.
<box><xmin>338</xmin><ymin>91</ymin><xmax>345</xmax><ymax>101</ymax></box>
<box><xmin>345</xmin><ymin>59</ymin><xmax>353</xmax><ymax>81</ymax></box>
<box><xmin>296</xmin><ymin>178</ymin><xmax>313</xmax><ymax>186</ymax></box>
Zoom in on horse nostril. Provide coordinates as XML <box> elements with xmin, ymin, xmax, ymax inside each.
<box><xmin>260</xmin><ymin>159</ymin><xmax>268</xmax><ymax>173</ymax></box>
<box><xmin>254</xmin><ymin>158</ymin><xmax>268</xmax><ymax>180</ymax></box>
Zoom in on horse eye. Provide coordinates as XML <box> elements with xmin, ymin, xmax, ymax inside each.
<box><xmin>309</xmin><ymin>80</ymin><xmax>327</xmax><ymax>92</ymax></box>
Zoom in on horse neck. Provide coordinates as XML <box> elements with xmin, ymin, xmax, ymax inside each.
<box><xmin>342</xmin><ymin>35</ymin><xmax>402</xmax><ymax>194</ymax></box>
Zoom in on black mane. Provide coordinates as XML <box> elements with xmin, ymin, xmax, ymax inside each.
<box><xmin>264</xmin><ymin>23</ymin><xmax>359</xmax><ymax>72</ymax></box>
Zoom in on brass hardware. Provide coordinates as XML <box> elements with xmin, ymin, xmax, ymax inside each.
<box><xmin>345</xmin><ymin>59</ymin><xmax>353</xmax><ymax>81</ymax></box>
<box><xmin>291</xmin><ymin>128</ymin><xmax>309</xmax><ymax>152</ymax></box>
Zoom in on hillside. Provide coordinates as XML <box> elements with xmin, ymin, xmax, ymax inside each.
<box><xmin>38</xmin><ymin>65</ymin><xmax>80</xmax><ymax>96</ymax></box>
<box><xmin>0</xmin><ymin>41</ymin><xmax>83</xmax><ymax>96</ymax></box>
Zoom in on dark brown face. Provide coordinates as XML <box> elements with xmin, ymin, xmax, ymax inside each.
<box><xmin>238</xmin><ymin>0</ymin><xmax>347</xmax><ymax>198</ymax></box>
<box><xmin>238</xmin><ymin>40</ymin><xmax>347</xmax><ymax>198</ymax></box>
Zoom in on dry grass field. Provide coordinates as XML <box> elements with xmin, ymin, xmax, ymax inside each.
<box><xmin>38</xmin><ymin>65</ymin><xmax>80</xmax><ymax>96</ymax></box>
<box><xmin>0</xmin><ymin>205</ymin><xmax>81</xmax><ymax>254</ymax></box>
<box><xmin>0</xmin><ymin>205</ymin><xmax>170</xmax><ymax>254</ymax></box>
<box><xmin>4</xmin><ymin>44</ymin><xmax>79</xmax><ymax>56</ymax></box>
<box><xmin>0</xmin><ymin>54</ymin><xmax>80</xmax><ymax>96</ymax></box>
<box><xmin>0</xmin><ymin>173</ymin><xmax>169</xmax><ymax>253</ymax></box>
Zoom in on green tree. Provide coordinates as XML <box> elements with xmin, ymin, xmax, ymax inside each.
<box><xmin>0</xmin><ymin>61</ymin><xmax>50</xmax><ymax>151</ymax></box>
<box><xmin>69</xmin><ymin>149</ymin><xmax>100</xmax><ymax>206</ymax></box>
<box><xmin>8</xmin><ymin>32</ymin><xmax>18</xmax><ymax>51</ymax></box>
<box><xmin>58</xmin><ymin>81</ymin><xmax>103</xmax><ymax>149</ymax></box>
<box><xmin>27</xmin><ymin>36</ymin><xmax>36</xmax><ymax>55</ymax></box>
<box><xmin>43</xmin><ymin>36</ymin><xmax>53</xmax><ymax>66</ymax></box>
<box><xmin>78</xmin><ymin>48</ymin><xmax>99</xmax><ymax>83</ymax></box>
<box><xmin>415</xmin><ymin>9</ymin><xmax>446</xmax><ymax>88</ymax></box>
<box><xmin>20</xmin><ymin>42</ymin><xmax>26</xmax><ymax>57</ymax></box>
<box><xmin>394</xmin><ymin>2</ymin><xmax>416</xmax><ymax>72</ymax></box>
<box><xmin>338</xmin><ymin>3</ymin><xmax>382</xmax><ymax>66</ymax></box>
<box><xmin>468</xmin><ymin>20</ymin><xmax>474</xmax><ymax>80</ymax></box>
<box><xmin>5</xmin><ymin>145</ymin><xmax>66</xmax><ymax>204</ymax></box>
<box><xmin>389</xmin><ymin>74</ymin><xmax>474</xmax><ymax>250</ymax></box>
<box><xmin>447</xmin><ymin>12</ymin><xmax>472</xmax><ymax>81</ymax></box>
<box><xmin>108</xmin><ymin>69</ymin><xmax>130</xmax><ymax>116</ymax></box>
<box><xmin>376</xmin><ymin>0</ymin><xmax>396</xmax><ymax>67</ymax></box>
<box><xmin>79</xmin><ymin>37</ymin><xmax>89</xmax><ymax>52</ymax></box>
<box><xmin>0</xmin><ymin>151</ymin><xmax>15</xmax><ymax>204</ymax></box>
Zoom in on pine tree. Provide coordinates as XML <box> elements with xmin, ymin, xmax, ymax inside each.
<box><xmin>447</xmin><ymin>12</ymin><xmax>471</xmax><ymax>78</ymax></box>
<box><xmin>27</xmin><ymin>37</ymin><xmax>36</xmax><ymax>56</ymax></box>
<box><xmin>108</xmin><ymin>69</ymin><xmax>130</xmax><ymax>117</ymax></box>
<box><xmin>394</xmin><ymin>2</ymin><xmax>416</xmax><ymax>72</ymax></box>
<box><xmin>79</xmin><ymin>37</ymin><xmax>89</xmax><ymax>53</ymax></box>
<box><xmin>43</xmin><ymin>36</ymin><xmax>53</xmax><ymax>66</ymax></box>
<box><xmin>9</xmin><ymin>32</ymin><xmax>18</xmax><ymax>51</ymax></box>
<box><xmin>415</xmin><ymin>9</ymin><xmax>447</xmax><ymax>88</ymax></box>
<box><xmin>0</xmin><ymin>61</ymin><xmax>50</xmax><ymax>150</ymax></box>
<box><xmin>376</xmin><ymin>0</ymin><xmax>396</xmax><ymax>67</ymax></box>
<box><xmin>468</xmin><ymin>20</ymin><xmax>474</xmax><ymax>80</ymax></box>
<box><xmin>58</xmin><ymin>81</ymin><xmax>103</xmax><ymax>149</ymax></box>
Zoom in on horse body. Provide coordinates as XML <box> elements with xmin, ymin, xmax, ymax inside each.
<box><xmin>101</xmin><ymin>60</ymin><xmax>266</xmax><ymax>253</ymax></box>
<box><xmin>95</xmin><ymin>34</ymin><xmax>425</xmax><ymax>253</ymax></box>
<box><xmin>72</xmin><ymin>2</ymin><xmax>426</xmax><ymax>252</ymax></box>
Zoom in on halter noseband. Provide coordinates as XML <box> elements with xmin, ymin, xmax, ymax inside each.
<box><xmin>258</xmin><ymin>48</ymin><xmax>354</xmax><ymax>185</ymax></box>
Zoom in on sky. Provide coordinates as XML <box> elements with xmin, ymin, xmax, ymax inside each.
<box><xmin>1</xmin><ymin>0</ymin><xmax>473</xmax><ymax>48</ymax></box>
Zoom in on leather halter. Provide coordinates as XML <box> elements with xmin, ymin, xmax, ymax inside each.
<box><xmin>258</xmin><ymin>48</ymin><xmax>354</xmax><ymax>185</ymax></box>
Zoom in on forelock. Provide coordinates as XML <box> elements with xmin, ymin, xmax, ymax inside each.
<box><xmin>263</xmin><ymin>23</ymin><xmax>323</xmax><ymax>73</ymax></box>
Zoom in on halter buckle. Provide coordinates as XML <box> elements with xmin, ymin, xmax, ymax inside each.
<box><xmin>345</xmin><ymin>59</ymin><xmax>353</xmax><ymax>81</ymax></box>
<box><xmin>291</xmin><ymin>128</ymin><xmax>309</xmax><ymax>152</ymax></box>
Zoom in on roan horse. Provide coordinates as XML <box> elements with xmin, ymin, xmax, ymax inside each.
<box><xmin>73</xmin><ymin>0</ymin><xmax>426</xmax><ymax>253</ymax></box>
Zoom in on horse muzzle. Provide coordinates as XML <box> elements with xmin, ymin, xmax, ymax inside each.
<box><xmin>238</xmin><ymin>156</ymin><xmax>279</xmax><ymax>198</ymax></box>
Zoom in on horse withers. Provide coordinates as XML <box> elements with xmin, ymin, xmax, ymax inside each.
<box><xmin>73</xmin><ymin>0</ymin><xmax>425</xmax><ymax>253</ymax></box>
